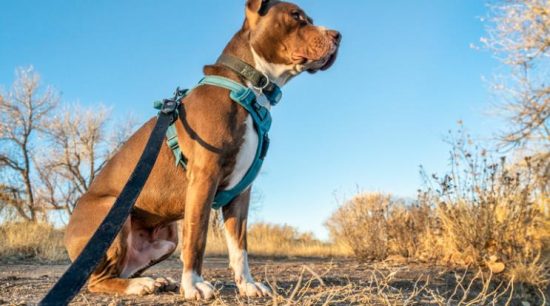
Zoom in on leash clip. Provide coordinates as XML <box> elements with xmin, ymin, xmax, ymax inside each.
<box><xmin>161</xmin><ymin>99</ymin><xmax>178</xmax><ymax>115</ymax></box>
<box><xmin>159</xmin><ymin>99</ymin><xmax>180</xmax><ymax>124</ymax></box>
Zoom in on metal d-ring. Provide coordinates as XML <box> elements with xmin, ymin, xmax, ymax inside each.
<box><xmin>253</xmin><ymin>72</ymin><xmax>270</xmax><ymax>93</ymax></box>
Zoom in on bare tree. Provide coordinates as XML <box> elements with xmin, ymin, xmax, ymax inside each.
<box><xmin>482</xmin><ymin>0</ymin><xmax>549</xmax><ymax>148</ymax></box>
<box><xmin>38</xmin><ymin>105</ymin><xmax>136</xmax><ymax>215</ymax></box>
<box><xmin>0</xmin><ymin>67</ymin><xmax>58</xmax><ymax>221</ymax></box>
<box><xmin>0</xmin><ymin>67</ymin><xmax>136</xmax><ymax>221</ymax></box>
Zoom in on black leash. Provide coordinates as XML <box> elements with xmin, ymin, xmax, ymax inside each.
<box><xmin>39</xmin><ymin>97</ymin><xmax>180</xmax><ymax>306</ymax></box>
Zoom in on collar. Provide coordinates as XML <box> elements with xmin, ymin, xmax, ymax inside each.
<box><xmin>216</xmin><ymin>54</ymin><xmax>282</xmax><ymax>106</ymax></box>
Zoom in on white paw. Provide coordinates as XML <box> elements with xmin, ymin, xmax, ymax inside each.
<box><xmin>181</xmin><ymin>271</ymin><xmax>215</xmax><ymax>300</ymax></box>
<box><xmin>181</xmin><ymin>281</ymin><xmax>215</xmax><ymax>300</ymax></box>
<box><xmin>238</xmin><ymin>281</ymin><xmax>272</xmax><ymax>297</ymax></box>
<box><xmin>155</xmin><ymin>277</ymin><xmax>179</xmax><ymax>292</ymax></box>
<box><xmin>124</xmin><ymin>277</ymin><xmax>159</xmax><ymax>296</ymax></box>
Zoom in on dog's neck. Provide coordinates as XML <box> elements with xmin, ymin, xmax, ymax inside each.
<box><xmin>250</xmin><ymin>48</ymin><xmax>297</xmax><ymax>87</ymax></box>
<box><xmin>219</xmin><ymin>29</ymin><xmax>297</xmax><ymax>88</ymax></box>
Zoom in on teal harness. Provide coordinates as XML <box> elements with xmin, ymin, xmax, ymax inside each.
<box><xmin>154</xmin><ymin>73</ymin><xmax>281</xmax><ymax>209</ymax></box>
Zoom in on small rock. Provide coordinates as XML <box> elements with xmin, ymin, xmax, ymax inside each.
<box><xmin>487</xmin><ymin>261</ymin><xmax>505</xmax><ymax>274</ymax></box>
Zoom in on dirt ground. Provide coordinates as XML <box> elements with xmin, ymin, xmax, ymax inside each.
<box><xmin>0</xmin><ymin>257</ymin><xmax>545</xmax><ymax>305</ymax></box>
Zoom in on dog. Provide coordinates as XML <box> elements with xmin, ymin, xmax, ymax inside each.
<box><xmin>65</xmin><ymin>0</ymin><xmax>340</xmax><ymax>300</ymax></box>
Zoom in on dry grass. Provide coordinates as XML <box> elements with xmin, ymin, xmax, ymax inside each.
<box><xmin>0</xmin><ymin>221</ymin><xmax>347</xmax><ymax>262</ymax></box>
<box><xmin>0</xmin><ymin>221</ymin><xmax>66</xmax><ymax>261</ymax></box>
<box><xmin>206</xmin><ymin>222</ymin><xmax>349</xmax><ymax>258</ymax></box>
<box><xmin>191</xmin><ymin>262</ymin><xmax>546</xmax><ymax>305</ymax></box>
<box><xmin>257</xmin><ymin>266</ymin><xmax>531</xmax><ymax>305</ymax></box>
<box><xmin>2</xmin><ymin>257</ymin><xmax>546</xmax><ymax>305</ymax></box>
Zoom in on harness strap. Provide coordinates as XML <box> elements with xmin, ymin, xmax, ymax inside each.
<box><xmin>154</xmin><ymin>76</ymin><xmax>275</xmax><ymax>210</ymax></box>
<box><xmin>166</xmin><ymin>125</ymin><xmax>187</xmax><ymax>167</ymax></box>
<box><xmin>154</xmin><ymin>90</ymin><xmax>188</xmax><ymax>168</ymax></box>
<box><xmin>196</xmin><ymin>76</ymin><xmax>272</xmax><ymax>209</ymax></box>
<box><xmin>198</xmin><ymin>75</ymin><xmax>252</xmax><ymax>95</ymax></box>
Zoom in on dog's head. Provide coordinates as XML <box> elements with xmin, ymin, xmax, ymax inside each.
<box><xmin>244</xmin><ymin>0</ymin><xmax>341</xmax><ymax>85</ymax></box>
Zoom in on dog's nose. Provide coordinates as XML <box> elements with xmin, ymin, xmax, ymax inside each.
<box><xmin>327</xmin><ymin>30</ymin><xmax>341</xmax><ymax>44</ymax></box>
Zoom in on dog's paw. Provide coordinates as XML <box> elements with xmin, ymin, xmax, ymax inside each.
<box><xmin>238</xmin><ymin>281</ymin><xmax>272</xmax><ymax>297</ymax></box>
<box><xmin>181</xmin><ymin>281</ymin><xmax>215</xmax><ymax>300</ymax></box>
<box><xmin>125</xmin><ymin>277</ymin><xmax>161</xmax><ymax>296</ymax></box>
<box><xmin>154</xmin><ymin>277</ymin><xmax>179</xmax><ymax>292</ymax></box>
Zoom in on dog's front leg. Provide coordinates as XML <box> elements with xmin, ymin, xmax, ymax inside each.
<box><xmin>180</xmin><ymin>165</ymin><xmax>219</xmax><ymax>300</ymax></box>
<box><xmin>222</xmin><ymin>188</ymin><xmax>271</xmax><ymax>297</ymax></box>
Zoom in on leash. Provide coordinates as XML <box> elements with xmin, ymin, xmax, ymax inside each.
<box><xmin>39</xmin><ymin>94</ymin><xmax>182</xmax><ymax>306</ymax></box>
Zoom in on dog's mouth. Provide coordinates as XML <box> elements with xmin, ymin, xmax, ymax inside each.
<box><xmin>293</xmin><ymin>44</ymin><xmax>339</xmax><ymax>74</ymax></box>
<box><xmin>308</xmin><ymin>49</ymin><xmax>339</xmax><ymax>73</ymax></box>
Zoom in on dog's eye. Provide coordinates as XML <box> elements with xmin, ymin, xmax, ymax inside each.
<box><xmin>291</xmin><ymin>11</ymin><xmax>301</xmax><ymax>21</ymax></box>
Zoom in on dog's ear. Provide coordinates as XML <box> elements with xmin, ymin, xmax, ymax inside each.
<box><xmin>246</xmin><ymin>0</ymin><xmax>269</xmax><ymax>29</ymax></box>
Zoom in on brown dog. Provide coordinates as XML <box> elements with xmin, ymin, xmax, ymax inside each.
<box><xmin>65</xmin><ymin>0</ymin><xmax>340</xmax><ymax>300</ymax></box>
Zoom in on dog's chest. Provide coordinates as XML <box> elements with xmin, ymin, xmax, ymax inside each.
<box><xmin>224</xmin><ymin>115</ymin><xmax>258</xmax><ymax>190</ymax></box>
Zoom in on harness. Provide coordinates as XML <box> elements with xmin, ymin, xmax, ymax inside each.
<box><xmin>154</xmin><ymin>55</ymin><xmax>282</xmax><ymax>209</ymax></box>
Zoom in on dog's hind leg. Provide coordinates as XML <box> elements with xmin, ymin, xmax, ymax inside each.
<box><xmin>120</xmin><ymin>220</ymin><xmax>178</xmax><ymax>278</ymax></box>
<box><xmin>86</xmin><ymin>219</ymin><xmax>179</xmax><ymax>295</ymax></box>
<box><xmin>222</xmin><ymin>188</ymin><xmax>271</xmax><ymax>297</ymax></box>
<box><xmin>86</xmin><ymin>220</ymin><xmax>178</xmax><ymax>295</ymax></box>
<box><xmin>65</xmin><ymin>195</ymin><xmax>178</xmax><ymax>295</ymax></box>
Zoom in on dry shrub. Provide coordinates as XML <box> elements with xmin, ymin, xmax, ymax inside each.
<box><xmin>325</xmin><ymin>193</ymin><xmax>430</xmax><ymax>260</ymax></box>
<box><xmin>325</xmin><ymin>193</ymin><xmax>389</xmax><ymax>260</ymax></box>
<box><xmin>0</xmin><ymin>222</ymin><xmax>66</xmax><ymax>261</ymax></box>
<box><xmin>421</xmin><ymin>129</ymin><xmax>549</xmax><ymax>287</ymax></box>
<box><xmin>326</xmin><ymin>129</ymin><xmax>549</xmax><ymax>287</ymax></box>
<box><xmin>386</xmin><ymin>202</ymin><xmax>432</xmax><ymax>258</ymax></box>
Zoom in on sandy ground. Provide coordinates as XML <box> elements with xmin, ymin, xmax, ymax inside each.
<box><xmin>0</xmin><ymin>257</ymin><xmax>543</xmax><ymax>305</ymax></box>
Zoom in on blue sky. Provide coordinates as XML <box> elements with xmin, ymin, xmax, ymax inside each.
<box><xmin>0</xmin><ymin>1</ymin><xmax>502</xmax><ymax>239</ymax></box>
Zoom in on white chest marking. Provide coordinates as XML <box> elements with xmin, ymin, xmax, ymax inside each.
<box><xmin>224</xmin><ymin>115</ymin><xmax>258</xmax><ymax>190</ymax></box>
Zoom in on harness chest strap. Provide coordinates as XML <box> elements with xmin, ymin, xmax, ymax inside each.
<box><xmin>155</xmin><ymin>75</ymin><xmax>274</xmax><ymax>209</ymax></box>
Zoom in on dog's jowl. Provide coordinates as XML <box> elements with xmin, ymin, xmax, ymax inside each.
<box><xmin>64</xmin><ymin>0</ymin><xmax>340</xmax><ymax>300</ymax></box>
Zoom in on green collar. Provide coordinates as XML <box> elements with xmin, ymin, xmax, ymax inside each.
<box><xmin>216</xmin><ymin>54</ymin><xmax>282</xmax><ymax>106</ymax></box>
